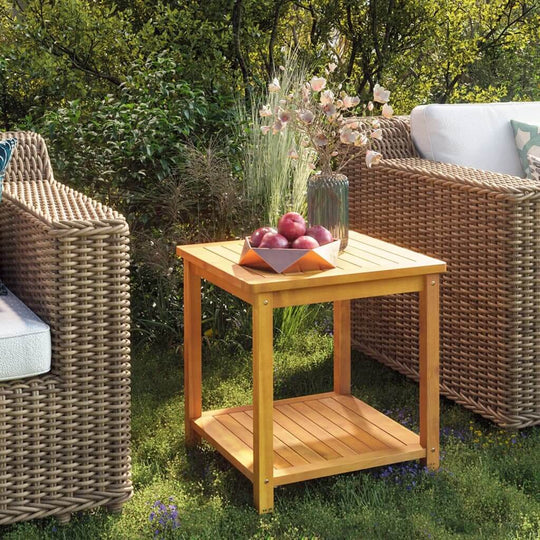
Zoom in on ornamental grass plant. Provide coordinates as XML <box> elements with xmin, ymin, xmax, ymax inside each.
<box><xmin>237</xmin><ymin>50</ymin><xmax>315</xmax><ymax>226</ymax></box>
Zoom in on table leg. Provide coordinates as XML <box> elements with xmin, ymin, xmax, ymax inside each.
<box><xmin>252</xmin><ymin>295</ymin><xmax>274</xmax><ymax>513</ymax></box>
<box><xmin>419</xmin><ymin>274</ymin><xmax>440</xmax><ymax>469</ymax></box>
<box><xmin>184</xmin><ymin>261</ymin><xmax>202</xmax><ymax>447</ymax></box>
<box><xmin>333</xmin><ymin>300</ymin><xmax>351</xmax><ymax>395</ymax></box>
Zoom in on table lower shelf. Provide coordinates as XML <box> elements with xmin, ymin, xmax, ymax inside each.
<box><xmin>193</xmin><ymin>392</ymin><xmax>426</xmax><ymax>486</ymax></box>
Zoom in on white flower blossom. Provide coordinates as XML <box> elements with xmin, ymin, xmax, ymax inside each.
<box><xmin>268</xmin><ymin>78</ymin><xmax>281</xmax><ymax>93</ymax></box>
<box><xmin>340</xmin><ymin>128</ymin><xmax>360</xmax><ymax>145</ymax></box>
<box><xmin>366</xmin><ymin>150</ymin><xmax>382</xmax><ymax>168</ymax></box>
<box><xmin>371</xmin><ymin>128</ymin><xmax>383</xmax><ymax>140</ymax></box>
<box><xmin>259</xmin><ymin>104</ymin><xmax>272</xmax><ymax>117</ymax></box>
<box><xmin>327</xmin><ymin>62</ymin><xmax>337</xmax><ymax>73</ymax></box>
<box><xmin>382</xmin><ymin>103</ymin><xmax>394</xmax><ymax>118</ymax></box>
<box><xmin>373</xmin><ymin>83</ymin><xmax>391</xmax><ymax>103</ymax></box>
<box><xmin>260</xmin><ymin>125</ymin><xmax>271</xmax><ymax>135</ymax></box>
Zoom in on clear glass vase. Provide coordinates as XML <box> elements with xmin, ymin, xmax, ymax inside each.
<box><xmin>307</xmin><ymin>173</ymin><xmax>349</xmax><ymax>251</ymax></box>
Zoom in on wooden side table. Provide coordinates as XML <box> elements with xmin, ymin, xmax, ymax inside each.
<box><xmin>177</xmin><ymin>231</ymin><xmax>446</xmax><ymax>514</ymax></box>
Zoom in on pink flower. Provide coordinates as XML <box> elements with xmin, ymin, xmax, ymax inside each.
<box><xmin>288</xmin><ymin>148</ymin><xmax>299</xmax><ymax>159</ymax></box>
<box><xmin>340</xmin><ymin>128</ymin><xmax>360</xmax><ymax>145</ymax></box>
<box><xmin>299</xmin><ymin>109</ymin><xmax>315</xmax><ymax>124</ymax></box>
<box><xmin>313</xmin><ymin>133</ymin><xmax>328</xmax><ymax>146</ymax></box>
<box><xmin>371</xmin><ymin>129</ymin><xmax>383</xmax><ymax>140</ymax></box>
<box><xmin>342</xmin><ymin>95</ymin><xmax>360</xmax><ymax>109</ymax></box>
<box><xmin>278</xmin><ymin>108</ymin><xmax>292</xmax><ymax>123</ymax></box>
<box><xmin>310</xmin><ymin>76</ymin><xmax>327</xmax><ymax>92</ymax></box>
<box><xmin>322</xmin><ymin>103</ymin><xmax>337</xmax><ymax>117</ymax></box>
<box><xmin>320</xmin><ymin>89</ymin><xmax>335</xmax><ymax>105</ymax></box>
<box><xmin>272</xmin><ymin>119</ymin><xmax>284</xmax><ymax>134</ymax></box>
<box><xmin>382</xmin><ymin>103</ymin><xmax>394</xmax><ymax>118</ymax></box>
<box><xmin>373</xmin><ymin>83</ymin><xmax>391</xmax><ymax>104</ymax></box>
<box><xmin>366</xmin><ymin>150</ymin><xmax>382</xmax><ymax>168</ymax></box>
<box><xmin>260</xmin><ymin>125</ymin><xmax>271</xmax><ymax>135</ymax></box>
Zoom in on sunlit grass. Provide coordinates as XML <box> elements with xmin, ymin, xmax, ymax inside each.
<box><xmin>1</xmin><ymin>329</ymin><xmax>539</xmax><ymax>539</ymax></box>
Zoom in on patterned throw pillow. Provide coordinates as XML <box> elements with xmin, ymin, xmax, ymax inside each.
<box><xmin>0</xmin><ymin>138</ymin><xmax>17</xmax><ymax>295</ymax></box>
<box><xmin>0</xmin><ymin>137</ymin><xmax>17</xmax><ymax>202</ymax></box>
<box><xmin>511</xmin><ymin>120</ymin><xmax>540</xmax><ymax>178</ymax></box>
<box><xmin>528</xmin><ymin>154</ymin><xmax>540</xmax><ymax>182</ymax></box>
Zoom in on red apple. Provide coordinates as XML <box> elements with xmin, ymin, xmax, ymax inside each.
<box><xmin>277</xmin><ymin>212</ymin><xmax>306</xmax><ymax>241</ymax></box>
<box><xmin>259</xmin><ymin>232</ymin><xmax>289</xmax><ymax>249</ymax></box>
<box><xmin>306</xmin><ymin>225</ymin><xmax>333</xmax><ymax>246</ymax></box>
<box><xmin>249</xmin><ymin>226</ymin><xmax>277</xmax><ymax>247</ymax></box>
<box><xmin>292</xmin><ymin>236</ymin><xmax>320</xmax><ymax>249</ymax></box>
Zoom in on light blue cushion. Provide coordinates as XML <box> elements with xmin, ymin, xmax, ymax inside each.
<box><xmin>511</xmin><ymin>120</ymin><xmax>540</xmax><ymax>178</ymax></box>
<box><xmin>0</xmin><ymin>137</ymin><xmax>17</xmax><ymax>202</ymax></box>
<box><xmin>0</xmin><ymin>288</ymin><xmax>51</xmax><ymax>381</ymax></box>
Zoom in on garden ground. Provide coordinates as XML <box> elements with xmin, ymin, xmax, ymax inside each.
<box><xmin>2</xmin><ymin>323</ymin><xmax>539</xmax><ymax>539</ymax></box>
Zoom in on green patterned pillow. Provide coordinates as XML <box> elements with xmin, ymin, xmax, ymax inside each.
<box><xmin>511</xmin><ymin>120</ymin><xmax>540</xmax><ymax>178</ymax></box>
<box><xmin>528</xmin><ymin>154</ymin><xmax>540</xmax><ymax>182</ymax></box>
<box><xmin>0</xmin><ymin>137</ymin><xmax>17</xmax><ymax>202</ymax></box>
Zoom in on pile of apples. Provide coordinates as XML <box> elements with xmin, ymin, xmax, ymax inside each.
<box><xmin>249</xmin><ymin>212</ymin><xmax>333</xmax><ymax>249</ymax></box>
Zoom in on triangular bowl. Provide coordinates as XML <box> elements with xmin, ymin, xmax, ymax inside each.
<box><xmin>239</xmin><ymin>238</ymin><xmax>340</xmax><ymax>273</ymax></box>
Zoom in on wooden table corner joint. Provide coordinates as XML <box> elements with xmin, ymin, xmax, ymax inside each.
<box><xmin>177</xmin><ymin>231</ymin><xmax>446</xmax><ymax>514</ymax></box>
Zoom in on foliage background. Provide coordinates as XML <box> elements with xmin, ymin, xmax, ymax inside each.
<box><xmin>1</xmin><ymin>0</ymin><xmax>539</xmax><ymax>343</ymax></box>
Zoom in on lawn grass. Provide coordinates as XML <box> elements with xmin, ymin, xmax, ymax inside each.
<box><xmin>2</xmin><ymin>329</ymin><xmax>539</xmax><ymax>539</ymax></box>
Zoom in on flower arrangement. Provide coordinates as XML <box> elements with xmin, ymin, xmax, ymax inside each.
<box><xmin>259</xmin><ymin>64</ymin><xmax>393</xmax><ymax>176</ymax></box>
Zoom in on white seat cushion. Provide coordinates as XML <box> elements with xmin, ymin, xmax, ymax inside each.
<box><xmin>0</xmin><ymin>289</ymin><xmax>51</xmax><ymax>381</ymax></box>
<box><xmin>411</xmin><ymin>102</ymin><xmax>540</xmax><ymax>177</ymax></box>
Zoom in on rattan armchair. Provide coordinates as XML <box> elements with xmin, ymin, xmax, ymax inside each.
<box><xmin>345</xmin><ymin>117</ymin><xmax>540</xmax><ymax>429</ymax></box>
<box><xmin>0</xmin><ymin>131</ymin><xmax>132</xmax><ymax>524</ymax></box>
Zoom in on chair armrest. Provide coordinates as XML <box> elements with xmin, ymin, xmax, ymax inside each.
<box><xmin>350</xmin><ymin>155</ymin><xmax>540</xmax><ymax>257</ymax></box>
<box><xmin>0</xmin><ymin>178</ymin><xmax>130</xmax><ymax>377</ymax></box>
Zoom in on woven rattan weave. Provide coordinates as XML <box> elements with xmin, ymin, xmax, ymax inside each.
<box><xmin>0</xmin><ymin>131</ymin><xmax>132</xmax><ymax>524</ymax></box>
<box><xmin>345</xmin><ymin>116</ymin><xmax>540</xmax><ymax>429</ymax></box>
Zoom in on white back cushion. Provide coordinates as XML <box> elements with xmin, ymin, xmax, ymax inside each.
<box><xmin>410</xmin><ymin>102</ymin><xmax>540</xmax><ymax>177</ymax></box>
<box><xmin>0</xmin><ymin>289</ymin><xmax>51</xmax><ymax>381</ymax></box>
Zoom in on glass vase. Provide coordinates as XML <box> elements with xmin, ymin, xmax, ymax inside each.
<box><xmin>307</xmin><ymin>173</ymin><xmax>349</xmax><ymax>251</ymax></box>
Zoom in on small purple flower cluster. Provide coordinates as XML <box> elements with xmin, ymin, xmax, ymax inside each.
<box><xmin>440</xmin><ymin>426</ymin><xmax>468</xmax><ymax>442</ymax></box>
<box><xmin>383</xmin><ymin>407</ymin><xmax>417</xmax><ymax>430</ymax></box>
<box><xmin>149</xmin><ymin>497</ymin><xmax>180</xmax><ymax>538</ymax></box>
<box><xmin>373</xmin><ymin>461</ymin><xmax>428</xmax><ymax>491</ymax></box>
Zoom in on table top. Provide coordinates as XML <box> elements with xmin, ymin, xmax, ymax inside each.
<box><xmin>177</xmin><ymin>231</ymin><xmax>446</xmax><ymax>295</ymax></box>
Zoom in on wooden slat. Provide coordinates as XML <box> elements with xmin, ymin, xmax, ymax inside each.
<box><xmin>289</xmin><ymin>401</ymin><xmax>372</xmax><ymax>454</ymax></box>
<box><xmin>193</xmin><ymin>416</ymin><xmax>253</xmax><ymax>481</ymax></box>
<box><xmin>276</xmin><ymin>404</ymin><xmax>357</xmax><ymax>457</ymax></box>
<box><xmin>306</xmin><ymin>400</ymin><xmax>388</xmax><ymax>450</ymax></box>
<box><xmin>231</xmin><ymin>411</ymin><xmax>309</xmax><ymax>467</ymax></box>
<box><xmin>327</xmin><ymin>396</ymin><xmax>418</xmax><ymax>446</ymax></box>
<box><xmin>274</xmin><ymin>445</ymin><xmax>426</xmax><ymax>486</ymax></box>
<box><xmin>200</xmin><ymin>392</ymin><xmax>337</xmax><ymax>418</ymax></box>
<box><xmin>245</xmin><ymin>410</ymin><xmax>326</xmax><ymax>464</ymax></box>
<box><xmin>215</xmin><ymin>415</ymin><xmax>291</xmax><ymax>470</ymax></box>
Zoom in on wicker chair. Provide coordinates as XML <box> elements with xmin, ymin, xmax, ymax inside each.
<box><xmin>0</xmin><ymin>131</ymin><xmax>132</xmax><ymax>524</ymax></box>
<box><xmin>345</xmin><ymin>117</ymin><xmax>540</xmax><ymax>429</ymax></box>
